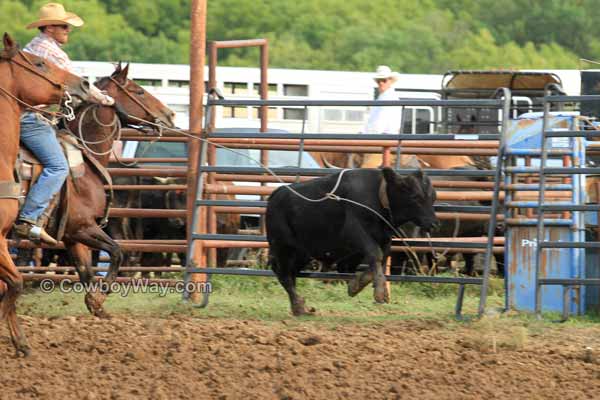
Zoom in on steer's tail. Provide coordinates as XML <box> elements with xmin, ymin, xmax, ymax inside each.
<box><xmin>267</xmin><ymin>249</ymin><xmax>279</xmax><ymax>273</ymax></box>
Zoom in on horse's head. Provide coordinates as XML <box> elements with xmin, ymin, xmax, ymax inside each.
<box><xmin>95</xmin><ymin>62</ymin><xmax>176</xmax><ymax>133</ymax></box>
<box><xmin>1</xmin><ymin>33</ymin><xmax>91</xmax><ymax>108</ymax></box>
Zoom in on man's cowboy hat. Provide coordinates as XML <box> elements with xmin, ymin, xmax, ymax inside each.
<box><xmin>373</xmin><ymin>65</ymin><xmax>399</xmax><ymax>82</ymax></box>
<box><xmin>26</xmin><ymin>3</ymin><xmax>84</xmax><ymax>30</ymax></box>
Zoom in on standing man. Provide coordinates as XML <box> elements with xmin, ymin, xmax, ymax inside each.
<box><xmin>14</xmin><ymin>3</ymin><xmax>115</xmax><ymax>245</ymax></box>
<box><xmin>363</xmin><ymin>65</ymin><xmax>403</xmax><ymax>134</ymax></box>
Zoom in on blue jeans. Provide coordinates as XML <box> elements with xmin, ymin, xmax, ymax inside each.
<box><xmin>19</xmin><ymin>112</ymin><xmax>69</xmax><ymax>224</ymax></box>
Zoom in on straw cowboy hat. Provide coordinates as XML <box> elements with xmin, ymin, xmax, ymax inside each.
<box><xmin>373</xmin><ymin>65</ymin><xmax>399</xmax><ymax>82</ymax></box>
<box><xmin>26</xmin><ymin>3</ymin><xmax>84</xmax><ymax>29</ymax></box>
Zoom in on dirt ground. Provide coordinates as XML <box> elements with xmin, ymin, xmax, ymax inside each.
<box><xmin>1</xmin><ymin>316</ymin><xmax>600</xmax><ymax>400</ymax></box>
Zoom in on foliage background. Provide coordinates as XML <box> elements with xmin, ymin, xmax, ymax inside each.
<box><xmin>1</xmin><ymin>0</ymin><xmax>594</xmax><ymax>72</ymax></box>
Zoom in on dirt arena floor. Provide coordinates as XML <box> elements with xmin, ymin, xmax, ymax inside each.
<box><xmin>1</xmin><ymin>315</ymin><xmax>599</xmax><ymax>400</ymax></box>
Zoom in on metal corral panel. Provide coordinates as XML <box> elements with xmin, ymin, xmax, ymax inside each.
<box><xmin>506</xmin><ymin>226</ymin><xmax>579</xmax><ymax>312</ymax></box>
<box><xmin>585</xmin><ymin>215</ymin><xmax>600</xmax><ymax>313</ymax></box>
<box><xmin>585</xmin><ymin>249</ymin><xmax>600</xmax><ymax>313</ymax></box>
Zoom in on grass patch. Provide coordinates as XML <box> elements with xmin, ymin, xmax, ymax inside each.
<box><xmin>16</xmin><ymin>275</ymin><xmax>600</xmax><ymax>330</ymax></box>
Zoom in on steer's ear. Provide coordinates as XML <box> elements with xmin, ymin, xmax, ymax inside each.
<box><xmin>411</xmin><ymin>169</ymin><xmax>424</xmax><ymax>181</ymax></box>
<box><xmin>382</xmin><ymin>167</ymin><xmax>414</xmax><ymax>192</ymax></box>
<box><xmin>381</xmin><ymin>167</ymin><xmax>398</xmax><ymax>185</ymax></box>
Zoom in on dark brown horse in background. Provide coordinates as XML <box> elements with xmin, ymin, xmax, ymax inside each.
<box><xmin>0</xmin><ymin>33</ymin><xmax>92</xmax><ymax>356</ymax></box>
<box><xmin>17</xmin><ymin>63</ymin><xmax>175</xmax><ymax>318</ymax></box>
<box><xmin>82</xmin><ymin>62</ymin><xmax>176</xmax><ymax>165</ymax></box>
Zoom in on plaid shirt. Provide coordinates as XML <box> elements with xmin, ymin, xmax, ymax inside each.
<box><xmin>24</xmin><ymin>33</ymin><xmax>74</xmax><ymax>73</ymax></box>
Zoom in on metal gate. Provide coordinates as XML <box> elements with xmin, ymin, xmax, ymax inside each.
<box><xmin>184</xmin><ymin>93</ymin><xmax>513</xmax><ymax>317</ymax></box>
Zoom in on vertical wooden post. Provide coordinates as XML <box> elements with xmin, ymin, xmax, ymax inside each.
<box><xmin>187</xmin><ymin>0</ymin><xmax>207</xmax><ymax>303</ymax></box>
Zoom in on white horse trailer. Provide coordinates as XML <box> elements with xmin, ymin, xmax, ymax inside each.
<box><xmin>73</xmin><ymin>61</ymin><xmax>583</xmax><ymax>134</ymax></box>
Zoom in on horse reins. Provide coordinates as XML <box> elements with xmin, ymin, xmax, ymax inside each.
<box><xmin>108</xmin><ymin>76</ymin><xmax>165</xmax><ymax>134</ymax></box>
<box><xmin>0</xmin><ymin>50</ymin><xmax>73</xmax><ymax>122</ymax></box>
<box><xmin>11</xmin><ymin>50</ymin><xmax>66</xmax><ymax>88</ymax></box>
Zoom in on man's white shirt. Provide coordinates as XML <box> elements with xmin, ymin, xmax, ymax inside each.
<box><xmin>363</xmin><ymin>88</ymin><xmax>402</xmax><ymax>134</ymax></box>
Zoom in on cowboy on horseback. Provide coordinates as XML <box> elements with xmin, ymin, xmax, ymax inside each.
<box><xmin>14</xmin><ymin>3</ymin><xmax>116</xmax><ymax>245</ymax></box>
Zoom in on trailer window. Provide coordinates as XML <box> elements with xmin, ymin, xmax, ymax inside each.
<box><xmin>345</xmin><ymin>110</ymin><xmax>365</xmax><ymax>122</ymax></box>
<box><xmin>283</xmin><ymin>84</ymin><xmax>308</xmax><ymax>97</ymax></box>
<box><xmin>251</xmin><ymin>107</ymin><xmax>278</xmax><ymax>119</ymax></box>
<box><xmin>415</xmin><ymin>108</ymin><xmax>433</xmax><ymax>134</ymax></box>
<box><xmin>252</xmin><ymin>83</ymin><xmax>277</xmax><ymax>96</ymax></box>
<box><xmin>224</xmin><ymin>82</ymin><xmax>248</xmax><ymax>95</ymax></box>
<box><xmin>402</xmin><ymin>107</ymin><xmax>433</xmax><ymax>134</ymax></box>
<box><xmin>134</xmin><ymin>79</ymin><xmax>162</xmax><ymax>88</ymax></box>
<box><xmin>223</xmin><ymin>106</ymin><xmax>249</xmax><ymax>118</ymax></box>
<box><xmin>283</xmin><ymin>108</ymin><xmax>306</xmax><ymax>120</ymax></box>
<box><xmin>323</xmin><ymin>109</ymin><xmax>343</xmax><ymax>121</ymax></box>
<box><xmin>168</xmin><ymin>80</ymin><xmax>189</xmax><ymax>88</ymax></box>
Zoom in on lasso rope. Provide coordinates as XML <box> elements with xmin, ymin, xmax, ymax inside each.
<box><xmin>72</xmin><ymin>104</ymin><xmax>122</xmax><ymax>156</ymax></box>
<box><xmin>107</xmin><ymin>114</ymin><xmax>434</xmax><ymax>270</ymax></box>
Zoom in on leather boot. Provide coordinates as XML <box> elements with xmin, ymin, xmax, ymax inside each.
<box><xmin>13</xmin><ymin>220</ymin><xmax>58</xmax><ymax>246</ymax></box>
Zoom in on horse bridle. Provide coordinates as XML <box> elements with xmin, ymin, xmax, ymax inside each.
<box><xmin>3</xmin><ymin>49</ymin><xmax>66</xmax><ymax>88</ymax></box>
<box><xmin>107</xmin><ymin>76</ymin><xmax>165</xmax><ymax>134</ymax></box>
<box><xmin>0</xmin><ymin>49</ymin><xmax>74</xmax><ymax>122</ymax></box>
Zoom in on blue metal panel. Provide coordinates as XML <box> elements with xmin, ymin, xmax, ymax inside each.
<box><xmin>506</xmin><ymin>117</ymin><xmax>572</xmax><ymax>149</ymax></box>
<box><xmin>505</xmin><ymin>116</ymin><xmax>586</xmax><ymax>313</ymax></box>
<box><xmin>506</xmin><ymin>226</ymin><xmax>579</xmax><ymax>312</ymax></box>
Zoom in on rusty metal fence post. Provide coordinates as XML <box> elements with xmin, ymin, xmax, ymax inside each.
<box><xmin>186</xmin><ymin>0</ymin><xmax>207</xmax><ymax>304</ymax></box>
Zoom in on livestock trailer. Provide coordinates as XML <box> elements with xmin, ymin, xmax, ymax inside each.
<box><xmin>441</xmin><ymin>70</ymin><xmax>566</xmax><ymax>134</ymax></box>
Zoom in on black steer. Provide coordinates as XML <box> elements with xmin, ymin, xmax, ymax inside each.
<box><xmin>266</xmin><ymin>167</ymin><xmax>438</xmax><ymax>316</ymax></box>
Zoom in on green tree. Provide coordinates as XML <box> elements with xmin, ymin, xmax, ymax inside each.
<box><xmin>0</xmin><ymin>0</ymin><xmax>591</xmax><ymax>72</ymax></box>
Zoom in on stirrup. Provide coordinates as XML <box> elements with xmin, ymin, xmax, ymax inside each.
<box><xmin>14</xmin><ymin>221</ymin><xmax>58</xmax><ymax>246</ymax></box>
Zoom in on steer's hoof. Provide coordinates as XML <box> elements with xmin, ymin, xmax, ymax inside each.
<box><xmin>292</xmin><ymin>309</ymin><xmax>316</xmax><ymax>316</ymax></box>
<box><xmin>347</xmin><ymin>280</ymin><xmax>360</xmax><ymax>297</ymax></box>
<box><xmin>374</xmin><ymin>286</ymin><xmax>390</xmax><ymax>304</ymax></box>
<box><xmin>292</xmin><ymin>301</ymin><xmax>316</xmax><ymax>316</ymax></box>
<box><xmin>292</xmin><ymin>306</ymin><xmax>316</xmax><ymax>316</ymax></box>
<box><xmin>347</xmin><ymin>271</ymin><xmax>373</xmax><ymax>297</ymax></box>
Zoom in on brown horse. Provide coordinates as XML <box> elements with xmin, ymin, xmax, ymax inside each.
<box><xmin>21</xmin><ymin>63</ymin><xmax>176</xmax><ymax>318</ymax></box>
<box><xmin>356</xmin><ymin>153</ymin><xmax>474</xmax><ymax>169</ymax></box>
<box><xmin>81</xmin><ymin>62</ymin><xmax>176</xmax><ymax>165</ymax></box>
<box><xmin>311</xmin><ymin>152</ymin><xmax>356</xmax><ymax>168</ymax></box>
<box><xmin>316</xmin><ymin>113</ymin><xmax>479</xmax><ymax>169</ymax></box>
<box><xmin>312</xmin><ymin>148</ymin><xmax>438</xmax><ymax>169</ymax></box>
<box><xmin>0</xmin><ymin>33</ymin><xmax>92</xmax><ymax>356</ymax></box>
